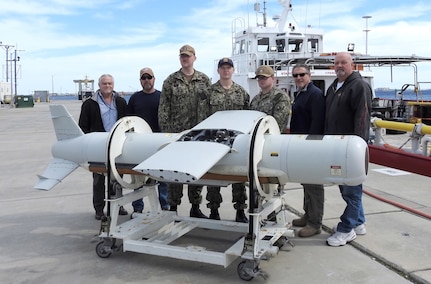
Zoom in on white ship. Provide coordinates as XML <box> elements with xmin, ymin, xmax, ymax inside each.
<box><xmin>220</xmin><ymin>0</ymin><xmax>431</xmax><ymax>122</ymax></box>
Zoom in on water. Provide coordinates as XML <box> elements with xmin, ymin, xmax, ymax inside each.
<box><xmin>49</xmin><ymin>94</ymin><xmax>132</xmax><ymax>102</ymax></box>
<box><xmin>375</xmin><ymin>89</ymin><xmax>431</xmax><ymax>101</ymax></box>
<box><xmin>48</xmin><ymin>89</ymin><xmax>431</xmax><ymax>102</ymax></box>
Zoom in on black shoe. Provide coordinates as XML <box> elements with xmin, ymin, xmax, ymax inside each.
<box><xmin>235</xmin><ymin>210</ymin><xmax>248</xmax><ymax>223</ymax></box>
<box><xmin>209</xmin><ymin>209</ymin><xmax>220</xmax><ymax>220</ymax></box>
<box><xmin>170</xmin><ymin>205</ymin><xmax>177</xmax><ymax>212</ymax></box>
<box><xmin>95</xmin><ymin>211</ymin><xmax>105</xmax><ymax>220</ymax></box>
<box><xmin>190</xmin><ymin>205</ymin><xmax>208</xmax><ymax>218</ymax></box>
<box><xmin>119</xmin><ymin>206</ymin><xmax>128</xmax><ymax>215</ymax></box>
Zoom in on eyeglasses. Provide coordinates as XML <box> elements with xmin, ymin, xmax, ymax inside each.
<box><xmin>141</xmin><ymin>75</ymin><xmax>153</xmax><ymax>80</ymax></box>
<box><xmin>292</xmin><ymin>73</ymin><xmax>308</xmax><ymax>78</ymax></box>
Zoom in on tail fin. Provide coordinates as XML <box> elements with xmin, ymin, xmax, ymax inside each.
<box><xmin>50</xmin><ymin>104</ymin><xmax>83</xmax><ymax>141</ymax></box>
<box><xmin>34</xmin><ymin>105</ymin><xmax>82</xmax><ymax>190</ymax></box>
<box><xmin>34</xmin><ymin>158</ymin><xmax>79</xmax><ymax>190</ymax></box>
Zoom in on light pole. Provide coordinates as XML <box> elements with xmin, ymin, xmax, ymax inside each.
<box><xmin>13</xmin><ymin>49</ymin><xmax>24</xmax><ymax>98</ymax></box>
<box><xmin>362</xmin><ymin>15</ymin><xmax>372</xmax><ymax>55</ymax></box>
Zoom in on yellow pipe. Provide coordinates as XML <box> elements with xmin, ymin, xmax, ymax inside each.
<box><xmin>372</xmin><ymin>118</ymin><xmax>431</xmax><ymax>135</ymax></box>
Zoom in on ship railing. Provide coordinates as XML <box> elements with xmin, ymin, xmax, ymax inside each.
<box><xmin>371</xmin><ymin>117</ymin><xmax>431</xmax><ymax>157</ymax></box>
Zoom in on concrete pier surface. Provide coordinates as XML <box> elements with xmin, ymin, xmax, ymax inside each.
<box><xmin>1</xmin><ymin>100</ymin><xmax>430</xmax><ymax>283</ymax></box>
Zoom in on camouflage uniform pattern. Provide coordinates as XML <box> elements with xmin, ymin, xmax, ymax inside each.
<box><xmin>249</xmin><ymin>87</ymin><xmax>291</xmax><ymax>133</ymax></box>
<box><xmin>159</xmin><ymin>69</ymin><xmax>211</xmax><ymax>205</ymax></box>
<box><xmin>159</xmin><ymin>69</ymin><xmax>210</xmax><ymax>132</ymax></box>
<box><xmin>199</xmin><ymin>80</ymin><xmax>249</xmax><ymax>121</ymax></box>
<box><xmin>203</xmin><ymin>81</ymin><xmax>250</xmax><ymax>210</ymax></box>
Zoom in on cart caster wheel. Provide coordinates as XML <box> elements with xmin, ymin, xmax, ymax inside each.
<box><xmin>237</xmin><ymin>261</ymin><xmax>254</xmax><ymax>281</ymax></box>
<box><xmin>274</xmin><ymin>236</ymin><xmax>288</xmax><ymax>248</ymax></box>
<box><xmin>95</xmin><ymin>239</ymin><xmax>116</xmax><ymax>258</ymax></box>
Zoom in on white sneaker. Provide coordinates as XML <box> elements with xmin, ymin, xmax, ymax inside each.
<box><xmin>333</xmin><ymin>224</ymin><xmax>367</xmax><ymax>235</ymax></box>
<box><xmin>327</xmin><ymin>230</ymin><xmax>356</xmax><ymax>247</ymax></box>
<box><xmin>354</xmin><ymin>224</ymin><xmax>366</xmax><ymax>235</ymax></box>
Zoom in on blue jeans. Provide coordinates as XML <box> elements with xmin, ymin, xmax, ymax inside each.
<box><xmin>336</xmin><ymin>184</ymin><xmax>365</xmax><ymax>233</ymax></box>
<box><xmin>132</xmin><ymin>181</ymin><xmax>169</xmax><ymax>211</ymax></box>
<box><xmin>157</xmin><ymin>182</ymin><xmax>169</xmax><ymax>210</ymax></box>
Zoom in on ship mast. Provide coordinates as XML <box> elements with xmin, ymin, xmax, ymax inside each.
<box><xmin>276</xmin><ymin>0</ymin><xmax>292</xmax><ymax>32</ymax></box>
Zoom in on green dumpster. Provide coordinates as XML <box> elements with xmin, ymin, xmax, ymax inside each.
<box><xmin>14</xmin><ymin>95</ymin><xmax>35</xmax><ymax>108</ymax></box>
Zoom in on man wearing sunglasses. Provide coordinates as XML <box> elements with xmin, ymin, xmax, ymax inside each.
<box><xmin>127</xmin><ymin>67</ymin><xmax>170</xmax><ymax>214</ymax></box>
<box><xmin>250</xmin><ymin>65</ymin><xmax>290</xmax><ymax>133</ymax></box>
<box><xmin>289</xmin><ymin>64</ymin><xmax>325</xmax><ymax>237</ymax></box>
<box><xmin>159</xmin><ymin>44</ymin><xmax>211</xmax><ymax>218</ymax></box>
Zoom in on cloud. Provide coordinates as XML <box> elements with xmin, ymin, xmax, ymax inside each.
<box><xmin>2</xmin><ymin>0</ymin><xmax>431</xmax><ymax>94</ymax></box>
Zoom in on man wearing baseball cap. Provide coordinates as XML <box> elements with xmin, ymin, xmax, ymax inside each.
<box><xmin>179</xmin><ymin>44</ymin><xmax>195</xmax><ymax>56</ymax></box>
<box><xmin>250</xmin><ymin>65</ymin><xmax>290</xmax><ymax>133</ymax></box>
<box><xmin>159</xmin><ymin>44</ymin><xmax>211</xmax><ymax>218</ymax></box>
<box><xmin>127</xmin><ymin>67</ymin><xmax>170</xmax><ymax>214</ymax></box>
<box><xmin>200</xmin><ymin>57</ymin><xmax>250</xmax><ymax>223</ymax></box>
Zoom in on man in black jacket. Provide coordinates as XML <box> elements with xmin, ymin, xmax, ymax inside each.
<box><xmin>78</xmin><ymin>74</ymin><xmax>128</xmax><ymax>220</ymax></box>
<box><xmin>324</xmin><ymin>52</ymin><xmax>372</xmax><ymax>246</ymax></box>
<box><xmin>289</xmin><ymin>63</ymin><xmax>325</xmax><ymax>237</ymax></box>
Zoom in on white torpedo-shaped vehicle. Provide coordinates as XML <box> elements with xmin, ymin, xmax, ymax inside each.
<box><xmin>35</xmin><ymin>105</ymin><xmax>368</xmax><ymax>192</ymax></box>
<box><xmin>34</xmin><ymin>104</ymin><xmax>369</xmax><ymax>281</ymax></box>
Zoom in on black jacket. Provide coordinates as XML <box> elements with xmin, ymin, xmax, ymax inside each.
<box><xmin>78</xmin><ymin>91</ymin><xmax>128</xmax><ymax>133</ymax></box>
<box><xmin>324</xmin><ymin>71</ymin><xmax>372</xmax><ymax>141</ymax></box>
<box><xmin>290</xmin><ymin>81</ymin><xmax>325</xmax><ymax>134</ymax></box>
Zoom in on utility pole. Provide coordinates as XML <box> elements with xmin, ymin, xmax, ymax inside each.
<box><xmin>0</xmin><ymin>42</ymin><xmax>14</xmax><ymax>82</ymax></box>
<box><xmin>9</xmin><ymin>48</ymin><xmax>24</xmax><ymax>100</ymax></box>
<box><xmin>362</xmin><ymin>15</ymin><xmax>372</xmax><ymax>55</ymax></box>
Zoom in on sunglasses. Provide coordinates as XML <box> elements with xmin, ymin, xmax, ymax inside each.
<box><xmin>292</xmin><ymin>73</ymin><xmax>308</xmax><ymax>78</ymax></box>
<box><xmin>141</xmin><ymin>75</ymin><xmax>153</xmax><ymax>80</ymax></box>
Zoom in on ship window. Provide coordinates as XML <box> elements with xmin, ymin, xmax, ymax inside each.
<box><xmin>234</xmin><ymin>41</ymin><xmax>241</xmax><ymax>55</ymax></box>
<box><xmin>240</xmin><ymin>39</ymin><xmax>246</xmax><ymax>54</ymax></box>
<box><xmin>288</xmin><ymin>39</ymin><xmax>302</xmax><ymax>52</ymax></box>
<box><xmin>257</xmin><ymin>37</ymin><xmax>270</xmax><ymax>52</ymax></box>
<box><xmin>276</xmin><ymin>39</ymin><xmax>285</xmax><ymax>52</ymax></box>
<box><xmin>308</xmin><ymin>38</ymin><xmax>319</xmax><ymax>52</ymax></box>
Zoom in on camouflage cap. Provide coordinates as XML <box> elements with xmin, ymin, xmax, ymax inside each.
<box><xmin>255</xmin><ymin>65</ymin><xmax>274</xmax><ymax>77</ymax></box>
<box><xmin>179</xmin><ymin>44</ymin><xmax>195</xmax><ymax>56</ymax></box>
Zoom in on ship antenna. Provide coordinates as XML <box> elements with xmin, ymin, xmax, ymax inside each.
<box><xmin>254</xmin><ymin>1</ymin><xmax>267</xmax><ymax>27</ymax></box>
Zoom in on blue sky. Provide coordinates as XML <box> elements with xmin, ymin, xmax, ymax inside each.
<box><xmin>1</xmin><ymin>0</ymin><xmax>431</xmax><ymax>95</ymax></box>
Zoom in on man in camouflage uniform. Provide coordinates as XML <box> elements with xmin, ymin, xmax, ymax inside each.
<box><xmin>158</xmin><ymin>44</ymin><xmax>211</xmax><ymax>218</ymax></box>
<box><xmin>201</xmin><ymin>57</ymin><xmax>250</xmax><ymax>223</ymax></box>
<box><xmin>250</xmin><ymin>65</ymin><xmax>291</xmax><ymax>133</ymax></box>
<box><xmin>249</xmin><ymin>65</ymin><xmax>291</xmax><ymax>216</ymax></box>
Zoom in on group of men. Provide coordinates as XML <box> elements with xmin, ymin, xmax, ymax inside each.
<box><xmin>289</xmin><ymin>52</ymin><xmax>371</xmax><ymax>247</ymax></box>
<box><xmin>158</xmin><ymin>44</ymin><xmax>291</xmax><ymax>223</ymax></box>
<box><xmin>78</xmin><ymin>43</ymin><xmax>371</xmax><ymax>247</ymax></box>
<box><xmin>78</xmin><ymin>68</ymin><xmax>169</xmax><ymax>220</ymax></box>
